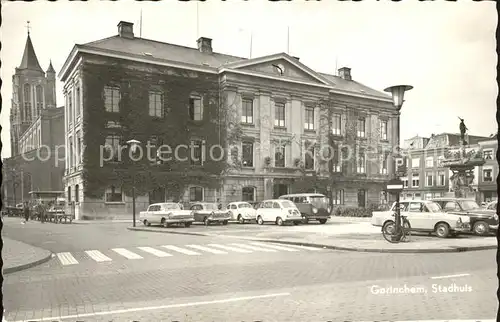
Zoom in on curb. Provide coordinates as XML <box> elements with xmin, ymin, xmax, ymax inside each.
<box><xmin>127</xmin><ymin>227</ymin><xmax>210</xmax><ymax>237</ymax></box>
<box><xmin>3</xmin><ymin>252</ymin><xmax>53</xmax><ymax>275</ymax></box>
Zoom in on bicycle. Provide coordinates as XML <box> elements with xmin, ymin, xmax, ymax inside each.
<box><xmin>382</xmin><ymin>212</ymin><xmax>411</xmax><ymax>243</ymax></box>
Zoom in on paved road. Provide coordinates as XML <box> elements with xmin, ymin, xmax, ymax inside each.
<box><xmin>3</xmin><ymin>220</ymin><xmax>498</xmax><ymax>321</ymax></box>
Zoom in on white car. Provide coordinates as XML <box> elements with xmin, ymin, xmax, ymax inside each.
<box><xmin>226</xmin><ymin>202</ymin><xmax>257</xmax><ymax>224</ymax></box>
<box><xmin>371</xmin><ymin>200</ymin><xmax>471</xmax><ymax>238</ymax></box>
<box><xmin>255</xmin><ymin>199</ymin><xmax>302</xmax><ymax>226</ymax></box>
<box><xmin>139</xmin><ymin>203</ymin><xmax>195</xmax><ymax>227</ymax></box>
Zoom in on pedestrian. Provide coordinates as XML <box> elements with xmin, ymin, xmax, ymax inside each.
<box><xmin>217</xmin><ymin>198</ymin><xmax>222</xmax><ymax>210</ymax></box>
<box><xmin>39</xmin><ymin>201</ymin><xmax>47</xmax><ymax>223</ymax></box>
<box><xmin>23</xmin><ymin>201</ymin><xmax>30</xmax><ymax>223</ymax></box>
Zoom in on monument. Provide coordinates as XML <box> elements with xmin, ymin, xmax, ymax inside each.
<box><xmin>441</xmin><ymin>118</ymin><xmax>485</xmax><ymax>198</ymax></box>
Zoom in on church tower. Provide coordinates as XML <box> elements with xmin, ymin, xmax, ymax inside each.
<box><xmin>10</xmin><ymin>23</ymin><xmax>57</xmax><ymax>156</ymax></box>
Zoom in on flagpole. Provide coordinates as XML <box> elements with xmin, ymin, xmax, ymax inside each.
<box><xmin>287</xmin><ymin>26</ymin><xmax>290</xmax><ymax>54</ymax></box>
<box><xmin>140</xmin><ymin>9</ymin><xmax>143</xmax><ymax>38</ymax></box>
<box><xmin>196</xmin><ymin>2</ymin><xmax>200</xmax><ymax>39</ymax></box>
<box><xmin>249</xmin><ymin>31</ymin><xmax>253</xmax><ymax>58</ymax></box>
<box><xmin>335</xmin><ymin>56</ymin><xmax>338</xmax><ymax>75</ymax></box>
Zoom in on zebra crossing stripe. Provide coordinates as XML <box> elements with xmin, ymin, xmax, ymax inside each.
<box><xmin>185</xmin><ymin>245</ymin><xmax>228</xmax><ymax>254</ymax></box>
<box><xmin>207</xmin><ymin>244</ymin><xmax>253</xmax><ymax>253</ymax></box>
<box><xmin>161</xmin><ymin>245</ymin><xmax>201</xmax><ymax>255</ymax></box>
<box><xmin>249</xmin><ymin>242</ymin><xmax>300</xmax><ymax>252</ymax></box>
<box><xmin>111</xmin><ymin>248</ymin><xmax>143</xmax><ymax>259</ymax></box>
<box><xmin>57</xmin><ymin>252</ymin><xmax>79</xmax><ymax>265</ymax></box>
<box><xmin>85</xmin><ymin>250</ymin><xmax>112</xmax><ymax>262</ymax></box>
<box><xmin>137</xmin><ymin>247</ymin><xmax>172</xmax><ymax>257</ymax></box>
<box><xmin>229</xmin><ymin>243</ymin><xmax>278</xmax><ymax>252</ymax></box>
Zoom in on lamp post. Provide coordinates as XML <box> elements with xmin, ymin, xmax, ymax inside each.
<box><xmin>126</xmin><ymin>139</ymin><xmax>141</xmax><ymax>227</ymax></box>
<box><xmin>384</xmin><ymin>85</ymin><xmax>413</xmax><ymax>239</ymax></box>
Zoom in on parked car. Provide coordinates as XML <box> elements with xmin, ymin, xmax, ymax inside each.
<box><xmin>139</xmin><ymin>203</ymin><xmax>195</xmax><ymax>227</ymax></box>
<box><xmin>485</xmin><ymin>200</ymin><xmax>497</xmax><ymax>211</ymax></box>
<box><xmin>431</xmin><ymin>198</ymin><xmax>499</xmax><ymax>235</ymax></box>
<box><xmin>371</xmin><ymin>200</ymin><xmax>471</xmax><ymax>238</ymax></box>
<box><xmin>226</xmin><ymin>202</ymin><xmax>257</xmax><ymax>224</ymax></box>
<box><xmin>255</xmin><ymin>199</ymin><xmax>303</xmax><ymax>226</ymax></box>
<box><xmin>279</xmin><ymin>193</ymin><xmax>330</xmax><ymax>224</ymax></box>
<box><xmin>189</xmin><ymin>202</ymin><xmax>231</xmax><ymax>225</ymax></box>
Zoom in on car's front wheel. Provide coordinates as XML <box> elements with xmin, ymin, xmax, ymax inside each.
<box><xmin>473</xmin><ymin>221</ymin><xmax>490</xmax><ymax>235</ymax></box>
<box><xmin>204</xmin><ymin>217</ymin><xmax>210</xmax><ymax>226</ymax></box>
<box><xmin>318</xmin><ymin>219</ymin><xmax>327</xmax><ymax>224</ymax></box>
<box><xmin>238</xmin><ymin>215</ymin><xmax>245</xmax><ymax>224</ymax></box>
<box><xmin>276</xmin><ymin>217</ymin><xmax>284</xmax><ymax>226</ymax></box>
<box><xmin>222</xmin><ymin>220</ymin><xmax>228</xmax><ymax>225</ymax></box>
<box><xmin>257</xmin><ymin>216</ymin><xmax>264</xmax><ymax>225</ymax></box>
<box><xmin>143</xmin><ymin>219</ymin><xmax>151</xmax><ymax>227</ymax></box>
<box><xmin>184</xmin><ymin>222</ymin><xmax>191</xmax><ymax>228</ymax></box>
<box><xmin>435</xmin><ymin>223</ymin><xmax>450</xmax><ymax>238</ymax></box>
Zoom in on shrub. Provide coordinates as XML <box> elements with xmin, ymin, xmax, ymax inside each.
<box><xmin>332</xmin><ymin>206</ymin><xmax>373</xmax><ymax>217</ymax></box>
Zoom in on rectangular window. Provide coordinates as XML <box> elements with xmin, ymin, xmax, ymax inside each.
<box><xmin>305</xmin><ymin>146</ymin><xmax>314</xmax><ymax>170</ymax></box>
<box><xmin>412</xmin><ymin>158</ymin><xmax>420</xmax><ymax>168</ymax></box>
<box><xmin>67</xmin><ymin>186</ymin><xmax>71</xmax><ymax>202</ymax></box>
<box><xmin>425</xmin><ymin>158</ymin><xmax>434</xmax><ymax>168</ymax></box>
<box><xmin>357</xmin><ymin>151</ymin><xmax>365</xmax><ymax>173</ymax></box>
<box><xmin>149</xmin><ymin>90</ymin><xmax>164</xmax><ymax>118</ymax></box>
<box><xmin>380</xmin><ymin>120</ymin><xmax>388</xmax><ymax>140</ymax></box>
<box><xmin>401</xmin><ymin>178</ymin><xmax>409</xmax><ymax>188</ymax></box>
<box><xmin>188</xmin><ymin>96</ymin><xmax>203</xmax><ymax>121</ymax></box>
<box><xmin>438</xmin><ymin>171</ymin><xmax>445</xmax><ymax>186</ymax></box>
<box><xmin>190</xmin><ymin>140</ymin><xmax>203</xmax><ymax>166</ymax></box>
<box><xmin>381</xmin><ymin>154</ymin><xmax>388</xmax><ymax>174</ymax></box>
<box><xmin>189</xmin><ymin>187</ymin><xmax>203</xmax><ymax>202</ymax></box>
<box><xmin>483</xmin><ymin>149</ymin><xmax>494</xmax><ymax>160</ymax></box>
<box><xmin>274</xmin><ymin>102</ymin><xmax>285</xmax><ymax>127</ymax></box>
<box><xmin>105</xmin><ymin>135</ymin><xmax>122</xmax><ymax>162</ymax></box>
<box><xmin>69</xmin><ymin>138</ymin><xmax>74</xmax><ymax>168</ymax></box>
<box><xmin>76</xmin><ymin>131</ymin><xmax>81</xmax><ymax>165</ymax></box>
<box><xmin>242</xmin><ymin>142</ymin><xmax>254</xmax><ymax>167</ymax></box>
<box><xmin>334</xmin><ymin>189</ymin><xmax>344</xmax><ymax>205</ymax></box>
<box><xmin>332</xmin><ymin>114</ymin><xmax>341</xmax><ymax>136</ymax></box>
<box><xmin>483</xmin><ymin>168</ymin><xmax>493</xmax><ymax>182</ymax></box>
<box><xmin>104</xmin><ymin>86</ymin><xmax>121</xmax><ymax>113</ymax></box>
<box><xmin>241</xmin><ymin>99</ymin><xmax>253</xmax><ymax>124</ymax></box>
<box><xmin>412</xmin><ymin>173</ymin><xmax>420</xmax><ymax>187</ymax></box>
<box><xmin>304</xmin><ymin>107</ymin><xmax>314</xmax><ymax>130</ymax></box>
<box><xmin>68</xmin><ymin>92</ymin><xmax>73</xmax><ymax>122</ymax></box>
<box><xmin>357</xmin><ymin>118</ymin><xmax>366</xmax><ymax>138</ymax></box>
<box><xmin>105</xmin><ymin>185</ymin><xmax>123</xmax><ymax>202</ymax></box>
<box><xmin>76</xmin><ymin>87</ymin><xmax>81</xmax><ymax>117</ymax></box>
<box><xmin>275</xmin><ymin>144</ymin><xmax>285</xmax><ymax>167</ymax></box>
<box><xmin>426</xmin><ymin>173</ymin><xmax>433</xmax><ymax>186</ymax></box>
<box><xmin>437</xmin><ymin>156</ymin><xmax>444</xmax><ymax>167</ymax></box>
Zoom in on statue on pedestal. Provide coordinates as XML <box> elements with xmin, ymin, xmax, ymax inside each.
<box><xmin>459</xmin><ymin>117</ymin><xmax>468</xmax><ymax>145</ymax></box>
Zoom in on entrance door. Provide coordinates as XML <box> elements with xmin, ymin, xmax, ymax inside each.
<box><xmin>273</xmin><ymin>184</ymin><xmax>288</xmax><ymax>199</ymax></box>
<box><xmin>357</xmin><ymin>189</ymin><xmax>366</xmax><ymax>208</ymax></box>
<box><xmin>149</xmin><ymin>187</ymin><xmax>166</xmax><ymax>204</ymax></box>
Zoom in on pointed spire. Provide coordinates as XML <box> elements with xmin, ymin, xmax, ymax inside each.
<box><xmin>47</xmin><ymin>60</ymin><xmax>55</xmax><ymax>73</ymax></box>
<box><xmin>19</xmin><ymin>33</ymin><xmax>43</xmax><ymax>71</ymax></box>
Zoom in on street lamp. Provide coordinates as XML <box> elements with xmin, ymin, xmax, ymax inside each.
<box><xmin>383</xmin><ymin>85</ymin><xmax>413</xmax><ymax>240</ymax></box>
<box><xmin>126</xmin><ymin>139</ymin><xmax>141</xmax><ymax>227</ymax></box>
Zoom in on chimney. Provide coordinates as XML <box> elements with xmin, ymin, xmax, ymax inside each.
<box><xmin>338</xmin><ymin>67</ymin><xmax>352</xmax><ymax>81</ymax></box>
<box><xmin>197</xmin><ymin>37</ymin><xmax>213</xmax><ymax>54</ymax></box>
<box><xmin>118</xmin><ymin>21</ymin><xmax>134</xmax><ymax>39</ymax></box>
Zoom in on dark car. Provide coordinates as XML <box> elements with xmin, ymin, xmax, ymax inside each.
<box><xmin>432</xmin><ymin>198</ymin><xmax>499</xmax><ymax>235</ymax></box>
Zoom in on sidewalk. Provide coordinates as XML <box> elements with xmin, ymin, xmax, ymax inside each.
<box><xmin>2</xmin><ymin>237</ymin><xmax>53</xmax><ymax>274</ymax></box>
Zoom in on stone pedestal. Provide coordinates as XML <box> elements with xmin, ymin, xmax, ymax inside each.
<box><xmin>442</xmin><ymin>143</ymin><xmax>485</xmax><ymax>199</ymax></box>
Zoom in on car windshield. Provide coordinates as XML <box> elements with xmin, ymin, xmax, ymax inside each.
<box><xmin>460</xmin><ymin>200</ymin><xmax>480</xmax><ymax>210</ymax></box>
<box><xmin>204</xmin><ymin>203</ymin><xmax>218</xmax><ymax>210</ymax></box>
<box><xmin>238</xmin><ymin>203</ymin><xmax>252</xmax><ymax>208</ymax></box>
<box><xmin>426</xmin><ymin>202</ymin><xmax>441</xmax><ymax>212</ymax></box>
<box><xmin>164</xmin><ymin>204</ymin><xmax>181</xmax><ymax>210</ymax></box>
<box><xmin>309</xmin><ymin>196</ymin><xmax>328</xmax><ymax>208</ymax></box>
<box><xmin>281</xmin><ymin>200</ymin><xmax>295</xmax><ymax>208</ymax></box>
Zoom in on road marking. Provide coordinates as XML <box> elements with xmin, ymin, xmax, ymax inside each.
<box><xmin>161</xmin><ymin>245</ymin><xmax>201</xmax><ymax>255</ymax></box>
<box><xmin>12</xmin><ymin>292</ymin><xmax>290</xmax><ymax>322</ymax></box>
<box><xmin>249</xmin><ymin>242</ymin><xmax>300</xmax><ymax>252</ymax></box>
<box><xmin>229</xmin><ymin>243</ymin><xmax>278</xmax><ymax>252</ymax></box>
<box><xmin>85</xmin><ymin>250</ymin><xmax>112</xmax><ymax>262</ymax></box>
<box><xmin>111</xmin><ymin>248</ymin><xmax>143</xmax><ymax>259</ymax></box>
<box><xmin>56</xmin><ymin>252</ymin><xmax>79</xmax><ymax>265</ymax></box>
<box><xmin>185</xmin><ymin>244</ymin><xmax>228</xmax><ymax>254</ymax></box>
<box><xmin>207</xmin><ymin>244</ymin><xmax>253</xmax><ymax>253</ymax></box>
<box><xmin>430</xmin><ymin>273</ymin><xmax>470</xmax><ymax>280</ymax></box>
<box><xmin>281</xmin><ymin>244</ymin><xmax>323</xmax><ymax>251</ymax></box>
<box><xmin>137</xmin><ymin>246</ymin><xmax>172</xmax><ymax>257</ymax></box>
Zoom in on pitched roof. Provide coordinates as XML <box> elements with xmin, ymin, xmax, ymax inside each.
<box><xmin>79</xmin><ymin>35</ymin><xmax>389</xmax><ymax>100</ymax></box>
<box><xmin>19</xmin><ymin>34</ymin><xmax>43</xmax><ymax>71</ymax></box>
<box><xmin>47</xmin><ymin>60</ymin><xmax>55</xmax><ymax>73</ymax></box>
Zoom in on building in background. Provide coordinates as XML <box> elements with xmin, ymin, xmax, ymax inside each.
<box><xmin>58</xmin><ymin>21</ymin><xmax>398</xmax><ymax>219</ymax></box>
<box><xmin>399</xmin><ymin>133</ymin><xmax>489</xmax><ymax>201</ymax></box>
<box><xmin>2</xmin><ymin>30</ymin><xmax>64</xmax><ymax>206</ymax></box>
<box><xmin>477</xmin><ymin>133</ymin><xmax>498</xmax><ymax>203</ymax></box>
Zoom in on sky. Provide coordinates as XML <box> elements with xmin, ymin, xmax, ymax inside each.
<box><xmin>1</xmin><ymin>0</ymin><xmax>497</xmax><ymax>158</ymax></box>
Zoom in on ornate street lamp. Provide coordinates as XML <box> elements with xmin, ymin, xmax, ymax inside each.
<box><xmin>126</xmin><ymin>139</ymin><xmax>141</xmax><ymax>227</ymax></box>
<box><xmin>383</xmin><ymin>85</ymin><xmax>413</xmax><ymax>241</ymax></box>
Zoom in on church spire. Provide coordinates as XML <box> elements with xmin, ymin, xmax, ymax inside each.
<box><xmin>47</xmin><ymin>60</ymin><xmax>55</xmax><ymax>73</ymax></box>
<box><xmin>19</xmin><ymin>22</ymin><xmax>43</xmax><ymax>72</ymax></box>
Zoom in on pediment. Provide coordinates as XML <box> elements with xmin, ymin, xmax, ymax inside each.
<box><xmin>223</xmin><ymin>54</ymin><xmax>331</xmax><ymax>86</ymax></box>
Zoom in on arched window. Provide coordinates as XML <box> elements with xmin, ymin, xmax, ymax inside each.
<box><xmin>242</xmin><ymin>186</ymin><xmax>255</xmax><ymax>201</ymax></box>
<box><xmin>23</xmin><ymin>84</ymin><xmax>32</xmax><ymax>121</ymax></box>
<box><xmin>36</xmin><ymin>85</ymin><xmax>43</xmax><ymax>116</ymax></box>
